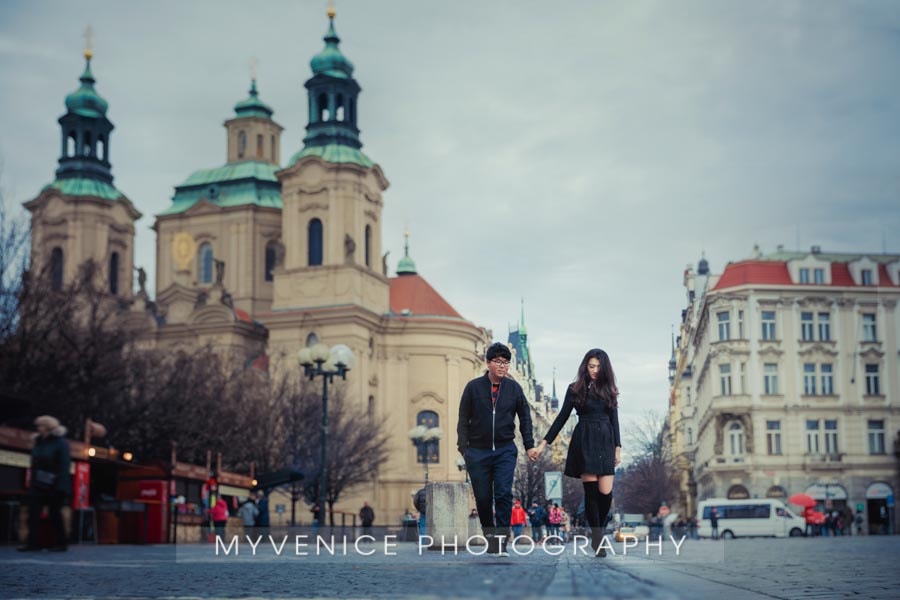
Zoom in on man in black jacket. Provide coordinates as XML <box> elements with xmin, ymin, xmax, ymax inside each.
<box><xmin>458</xmin><ymin>342</ymin><xmax>537</xmax><ymax>555</ymax></box>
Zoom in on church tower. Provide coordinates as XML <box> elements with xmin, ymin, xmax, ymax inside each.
<box><xmin>24</xmin><ymin>36</ymin><xmax>141</xmax><ymax>297</ymax></box>
<box><xmin>273</xmin><ymin>6</ymin><xmax>389</xmax><ymax>313</ymax></box>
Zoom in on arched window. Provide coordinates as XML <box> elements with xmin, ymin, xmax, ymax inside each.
<box><xmin>726</xmin><ymin>484</ymin><xmax>750</xmax><ymax>500</ymax></box>
<box><xmin>336</xmin><ymin>94</ymin><xmax>344</xmax><ymax>121</ymax></box>
<box><xmin>264</xmin><ymin>242</ymin><xmax>277</xmax><ymax>282</ymax></box>
<box><xmin>318</xmin><ymin>93</ymin><xmax>329</xmax><ymax>121</ymax></box>
<box><xmin>305</xmin><ymin>332</ymin><xmax>319</xmax><ymax>347</ymax></box>
<box><xmin>308</xmin><ymin>218</ymin><xmax>323</xmax><ymax>266</ymax></box>
<box><xmin>256</xmin><ymin>134</ymin><xmax>263</xmax><ymax>158</ymax></box>
<box><xmin>364</xmin><ymin>225</ymin><xmax>372</xmax><ymax>268</ymax></box>
<box><xmin>416</xmin><ymin>410</ymin><xmax>440</xmax><ymax>464</ymax></box>
<box><xmin>50</xmin><ymin>247</ymin><xmax>64</xmax><ymax>291</ymax></box>
<box><xmin>67</xmin><ymin>132</ymin><xmax>76</xmax><ymax>157</ymax></box>
<box><xmin>238</xmin><ymin>131</ymin><xmax>247</xmax><ymax>158</ymax></box>
<box><xmin>728</xmin><ymin>422</ymin><xmax>744</xmax><ymax>456</ymax></box>
<box><xmin>109</xmin><ymin>252</ymin><xmax>119</xmax><ymax>295</ymax></box>
<box><xmin>98</xmin><ymin>135</ymin><xmax>106</xmax><ymax>161</ymax></box>
<box><xmin>271</xmin><ymin>135</ymin><xmax>276</xmax><ymax>161</ymax></box>
<box><xmin>198</xmin><ymin>242</ymin><xmax>213</xmax><ymax>284</ymax></box>
<box><xmin>83</xmin><ymin>131</ymin><xmax>92</xmax><ymax>157</ymax></box>
<box><xmin>349</xmin><ymin>98</ymin><xmax>356</xmax><ymax>126</ymax></box>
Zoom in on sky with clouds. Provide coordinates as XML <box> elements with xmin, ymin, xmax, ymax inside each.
<box><xmin>2</xmin><ymin>1</ymin><xmax>899</xmax><ymax>443</ymax></box>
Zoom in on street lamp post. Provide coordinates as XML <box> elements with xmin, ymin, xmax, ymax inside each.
<box><xmin>408</xmin><ymin>425</ymin><xmax>443</xmax><ymax>484</ymax></box>
<box><xmin>297</xmin><ymin>343</ymin><xmax>355</xmax><ymax>532</ymax></box>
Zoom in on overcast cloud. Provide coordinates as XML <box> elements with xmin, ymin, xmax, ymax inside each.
<box><xmin>2</xmin><ymin>1</ymin><xmax>899</xmax><ymax>446</ymax></box>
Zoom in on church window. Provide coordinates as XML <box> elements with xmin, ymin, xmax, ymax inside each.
<box><xmin>256</xmin><ymin>134</ymin><xmax>263</xmax><ymax>158</ymax></box>
<box><xmin>416</xmin><ymin>410</ymin><xmax>440</xmax><ymax>464</ymax></box>
<box><xmin>97</xmin><ymin>135</ymin><xmax>106</xmax><ymax>161</ymax></box>
<box><xmin>264</xmin><ymin>242</ymin><xmax>277</xmax><ymax>282</ymax></box>
<box><xmin>238</xmin><ymin>131</ymin><xmax>247</xmax><ymax>158</ymax></box>
<box><xmin>349</xmin><ymin>98</ymin><xmax>356</xmax><ymax>126</ymax></box>
<box><xmin>83</xmin><ymin>131</ymin><xmax>93</xmax><ymax>157</ymax></box>
<box><xmin>365</xmin><ymin>225</ymin><xmax>372</xmax><ymax>268</ymax></box>
<box><xmin>308</xmin><ymin>218</ymin><xmax>323</xmax><ymax>266</ymax></box>
<box><xmin>50</xmin><ymin>247</ymin><xmax>64</xmax><ymax>291</ymax></box>
<box><xmin>67</xmin><ymin>132</ymin><xmax>76</xmax><ymax>157</ymax></box>
<box><xmin>318</xmin><ymin>93</ymin><xmax>328</xmax><ymax>121</ymax></box>
<box><xmin>271</xmin><ymin>135</ymin><xmax>276</xmax><ymax>161</ymax></box>
<box><xmin>109</xmin><ymin>252</ymin><xmax>119</xmax><ymax>295</ymax></box>
<box><xmin>198</xmin><ymin>242</ymin><xmax>213</xmax><ymax>284</ymax></box>
<box><xmin>336</xmin><ymin>94</ymin><xmax>344</xmax><ymax>121</ymax></box>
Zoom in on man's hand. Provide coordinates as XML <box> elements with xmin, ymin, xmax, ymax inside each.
<box><xmin>615</xmin><ymin>447</ymin><xmax>622</xmax><ymax>466</ymax></box>
<box><xmin>528</xmin><ymin>440</ymin><xmax>547</xmax><ymax>462</ymax></box>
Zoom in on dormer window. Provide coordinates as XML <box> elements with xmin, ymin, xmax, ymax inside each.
<box><xmin>799</xmin><ymin>268</ymin><xmax>810</xmax><ymax>284</ymax></box>
<box><xmin>861</xmin><ymin>269</ymin><xmax>873</xmax><ymax>286</ymax></box>
<box><xmin>813</xmin><ymin>268</ymin><xmax>825</xmax><ymax>284</ymax></box>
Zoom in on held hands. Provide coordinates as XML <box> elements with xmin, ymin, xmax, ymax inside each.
<box><xmin>528</xmin><ymin>440</ymin><xmax>548</xmax><ymax>462</ymax></box>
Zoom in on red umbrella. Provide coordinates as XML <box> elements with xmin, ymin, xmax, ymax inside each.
<box><xmin>788</xmin><ymin>493</ymin><xmax>816</xmax><ymax>508</ymax></box>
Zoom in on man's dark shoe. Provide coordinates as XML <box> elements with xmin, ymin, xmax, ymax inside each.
<box><xmin>17</xmin><ymin>546</ymin><xmax>41</xmax><ymax>552</ymax></box>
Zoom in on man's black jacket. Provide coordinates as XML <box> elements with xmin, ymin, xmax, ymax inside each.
<box><xmin>457</xmin><ymin>373</ymin><xmax>535</xmax><ymax>453</ymax></box>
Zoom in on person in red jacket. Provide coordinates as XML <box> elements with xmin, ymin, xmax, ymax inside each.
<box><xmin>510</xmin><ymin>499</ymin><xmax>527</xmax><ymax>539</ymax></box>
<box><xmin>211</xmin><ymin>497</ymin><xmax>229</xmax><ymax>540</ymax></box>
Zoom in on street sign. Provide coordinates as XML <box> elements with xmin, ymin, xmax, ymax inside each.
<box><xmin>544</xmin><ymin>471</ymin><xmax>562</xmax><ymax>502</ymax></box>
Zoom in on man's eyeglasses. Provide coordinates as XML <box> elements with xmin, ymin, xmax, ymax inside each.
<box><xmin>491</xmin><ymin>360</ymin><xmax>511</xmax><ymax>368</ymax></box>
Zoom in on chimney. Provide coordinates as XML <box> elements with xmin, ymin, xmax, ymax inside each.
<box><xmin>811</xmin><ymin>245</ymin><xmax>821</xmax><ymax>254</ymax></box>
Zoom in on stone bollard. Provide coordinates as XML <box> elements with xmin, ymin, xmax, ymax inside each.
<box><xmin>425</xmin><ymin>482</ymin><xmax>471</xmax><ymax>550</ymax></box>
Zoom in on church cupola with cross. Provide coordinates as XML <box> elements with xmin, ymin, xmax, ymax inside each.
<box><xmin>56</xmin><ymin>29</ymin><xmax>114</xmax><ymax>184</ymax></box>
<box><xmin>224</xmin><ymin>65</ymin><xmax>284</xmax><ymax>166</ymax></box>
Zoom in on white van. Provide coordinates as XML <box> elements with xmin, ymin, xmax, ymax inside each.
<box><xmin>697</xmin><ymin>498</ymin><xmax>805</xmax><ymax>539</ymax></box>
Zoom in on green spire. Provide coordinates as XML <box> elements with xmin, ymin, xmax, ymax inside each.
<box><xmin>397</xmin><ymin>230</ymin><xmax>417</xmax><ymax>275</ymax></box>
<box><xmin>234</xmin><ymin>78</ymin><xmax>274</xmax><ymax>119</ymax></box>
<box><xmin>309</xmin><ymin>12</ymin><xmax>355</xmax><ymax>79</ymax></box>
<box><xmin>519</xmin><ymin>297</ymin><xmax>528</xmax><ymax>335</ymax></box>
<box><xmin>64</xmin><ymin>55</ymin><xmax>109</xmax><ymax>118</ymax></box>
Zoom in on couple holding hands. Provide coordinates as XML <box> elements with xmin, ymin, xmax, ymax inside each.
<box><xmin>457</xmin><ymin>343</ymin><xmax>621</xmax><ymax>556</ymax></box>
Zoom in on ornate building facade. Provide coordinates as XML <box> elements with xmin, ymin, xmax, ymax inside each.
<box><xmin>668</xmin><ymin>248</ymin><xmax>899</xmax><ymax>533</ymax></box>
<box><xmin>24</xmin><ymin>11</ymin><xmax>491</xmax><ymax>522</ymax></box>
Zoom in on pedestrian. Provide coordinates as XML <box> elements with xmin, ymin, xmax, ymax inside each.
<box><xmin>310</xmin><ymin>503</ymin><xmax>322</xmax><ymax>533</ymax></box>
<box><xmin>710</xmin><ymin>507</ymin><xmax>719</xmax><ymax>540</ymax></box>
<box><xmin>414</xmin><ymin>487</ymin><xmax>427</xmax><ymax>538</ymax></box>
<box><xmin>534</xmin><ymin>349</ymin><xmax>622</xmax><ymax>558</ymax></box>
<box><xmin>457</xmin><ymin>342</ymin><xmax>537</xmax><ymax>555</ymax></box>
<box><xmin>548</xmin><ymin>503</ymin><xmax>562</xmax><ymax>543</ymax></box>
<box><xmin>238</xmin><ymin>497</ymin><xmax>259</xmax><ymax>532</ymax></box>
<box><xmin>255</xmin><ymin>491</ymin><xmax>269</xmax><ymax>535</ymax></box>
<box><xmin>510</xmin><ymin>499</ymin><xmax>527</xmax><ymax>538</ymax></box>
<box><xmin>211</xmin><ymin>497</ymin><xmax>229</xmax><ymax>540</ymax></box>
<box><xmin>854</xmin><ymin>510</ymin><xmax>865</xmax><ymax>536</ymax></box>
<box><xmin>18</xmin><ymin>415</ymin><xmax>71</xmax><ymax>552</ymax></box>
<box><xmin>528</xmin><ymin>501</ymin><xmax>544</xmax><ymax>541</ymax></box>
<box><xmin>359</xmin><ymin>501</ymin><xmax>375</xmax><ymax>537</ymax></box>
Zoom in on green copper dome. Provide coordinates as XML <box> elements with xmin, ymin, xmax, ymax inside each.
<box><xmin>64</xmin><ymin>57</ymin><xmax>108</xmax><ymax>118</ymax></box>
<box><xmin>310</xmin><ymin>18</ymin><xmax>354</xmax><ymax>79</ymax></box>
<box><xmin>397</xmin><ymin>232</ymin><xmax>417</xmax><ymax>275</ymax></box>
<box><xmin>234</xmin><ymin>79</ymin><xmax>273</xmax><ymax>119</ymax></box>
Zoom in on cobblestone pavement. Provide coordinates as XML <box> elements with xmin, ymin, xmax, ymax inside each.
<box><xmin>1</xmin><ymin>536</ymin><xmax>898</xmax><ymax>599</ymax></box>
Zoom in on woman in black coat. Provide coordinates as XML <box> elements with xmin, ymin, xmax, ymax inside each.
<box><xmin>19</xmin><ymin>415</ymin><xmax>71</xmax><ymax>552</ymax></box>
<box><xmin>535</xmin><ymin>349</ymin><xmax>621</xmax><ymax>557</ymax></box>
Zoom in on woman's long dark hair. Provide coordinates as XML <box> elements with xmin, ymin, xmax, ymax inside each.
<box><xmin>571</xmin><ymin>348</ymin><xmax>619</xmax><ymax>409</ymax></box>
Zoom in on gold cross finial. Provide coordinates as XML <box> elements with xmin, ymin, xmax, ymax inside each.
<box><xmin>84</xmin><ymin>24</ymin><xmax>93</xmax><ymax>60</ymax></box>
<box><xmin>249</xmin><ymin>57</ymin><xmax>258</xmax><ymax>80</ymax></box>
<box><xmin>327</xmin><ymin>0</ymin><xmax>336</xmax><ymax>19</ymax></box>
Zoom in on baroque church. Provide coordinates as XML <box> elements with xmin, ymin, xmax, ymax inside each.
<box><xmin>23</xmin><ymin>10</ymin><xmax>499</xmax><ymax>520</ymax></box>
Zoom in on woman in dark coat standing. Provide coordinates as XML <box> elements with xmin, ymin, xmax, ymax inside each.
<box><xmin>535</xmin><ymin>349</ymin><xmax>621</xmax><ymax>557</ymax></box>
<box><xmin>19</xmin><ymin>415</ymin><xmax>71</xmax><ymax>552</ymax></box>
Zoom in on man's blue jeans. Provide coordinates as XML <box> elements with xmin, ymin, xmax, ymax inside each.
<box><xmin>464</xmin><ymin>443</ymin><xmax>517</xmax><ymax>535</ymax></box>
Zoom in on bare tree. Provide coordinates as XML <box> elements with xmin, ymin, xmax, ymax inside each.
<box><xmin>614</xmin><ymin>410</ymin><xmax>679</xmax><ymax>516</ymax></box>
